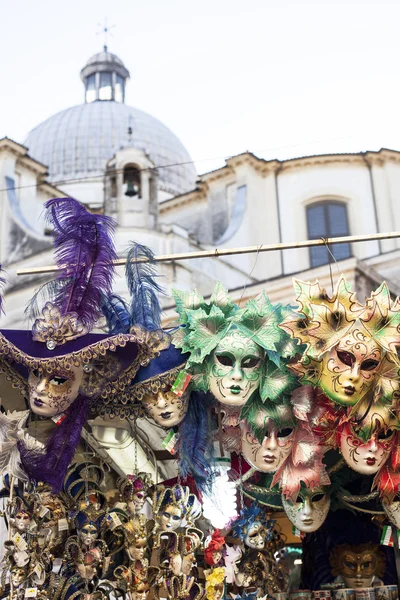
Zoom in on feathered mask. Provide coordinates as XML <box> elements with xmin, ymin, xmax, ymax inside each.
<box><xmin>230</xmin><ymin>503</ymin><xmax>274</xmax><ymax>541</ymax></box>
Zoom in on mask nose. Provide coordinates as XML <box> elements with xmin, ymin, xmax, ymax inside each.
<box><xmin>263</xmin><ymin>431</ymin><xmax>278</xmax><ymax>451</ymax></box>
<box><xmin>156</xmin><ymin>392</ymin><xmax>168</xmax><ymax>408</ymax></box>
<box><xmin>36</xmin><ymin>377</ymin><xmax>48</xmax><ymax>394</ymax></box>
<box><xmin>230</xmin><ymin>361</ymin><xmax>243</xmax><ymax>382</ymax></box>
<box><xmin>302</xmin><ymin>498</ymin><xmax>312</xmax><ymax>517</ymax></box>
<box><xmin>368</xmin><ymin>436</ymin><xmax>378</xmax><ymax>453</ymax></box>
<box><xmin>348</xmin><ymin>364</ymin><xmax>361</xmax><ymax>382</ymax></box>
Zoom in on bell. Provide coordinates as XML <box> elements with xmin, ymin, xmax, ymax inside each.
<box><xmin>125</xmin><ymin>180</ymin><xmax>140</xmax><ymax>197</ymax></box>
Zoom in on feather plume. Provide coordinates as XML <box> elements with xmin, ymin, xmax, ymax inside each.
<box><xmin>18</xmin><ymin>395</ymin><xmax>89</xmax><ymax>493</ymax></box>
<box><xmin>100</xmin><ymin>293</ymin><xmax>131</xmax><ymax>334</ymax></box>
<box><xmin>125</xmin><ymin>242</ymin><xmax>164</xmax><ymax>330</ymax></box>
<box><xmin>0</xmin><ymin>265</ymin><xmax>6</xmax><ymax>315</ymax></box>
<box><xmin>38</xmin><ymin>197</ymin><xmax>117</xmax><ymax>329</ymax></box>
<box><xmin>177</xmin><ymin>391</ymin><xmax>215</xmax><ymax>493</ymax></box>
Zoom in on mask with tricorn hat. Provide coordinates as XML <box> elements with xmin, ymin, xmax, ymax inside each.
<box><xmin>0</xmin><ymin>198</ymin><xmax>166</xmax><ymax>491</ymax></box>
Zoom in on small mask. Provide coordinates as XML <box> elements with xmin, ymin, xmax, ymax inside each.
<box><xmin>244</xmin><ymin>521</ymin><xmax>267</xmax><ymax>549</ymax></box>
<box><xmin>340</xmin><ymin>422</ymin><xmax>394</xmax><ymax>475</ymax></box>
<box><xmin>330</xmin><ymin>543</ymin><xmax>385</xmax><ymax>589</ymax></box>
<box><xmin>157</xmin><ymin>504</ymin><xmax>183</xmax><ymax>532</ymax></box>
<box><xmin>10</xmin><ymin>568</ymin><xmax>27</xmax><ymax>587</ymax></box>
<box><xmin>240</xmin><ymin>419</ymin><xmax>294</xmax><ymax>472</ymax></box>
<box><xmin>78</xmin><ymin>523</ymin><xmax>98</xmax><ymax>546</ymax></box>
<box><xmin>142</xmin><ymin>388</ymin><xmax>189</xmax><ymax>428</ymax></box>
<box><xmin>127</xmin><ymin>540</ymin><xmax>147</xmax><ymax>561</ymax></box>
<box><xmin>28</xmin><ymin>365</ymin><xmax>83</xmax><ymax>417</ymax></box>
<box><xmin>208</xmin><ymin>330</ymin><xmax>263</xmax><ymax>407</ymax></box>
<box><xmin>127</xmin><ymin>491</ymin><xmax>146</xmax><ymax>515</ymax></box>
<box><xmin>14</xmin><ymin>511</ymin><xmax>31</xmax><ymax>532</ymax></box>
<box><xmin>282</xmin><ymin>487</ymin><xmax>330</xmax><ymax>533</ymax></box>
<box><xmin>319</xmin><ymin>330</ymin><xmax>381</xmax><ymax>406</ymax></box>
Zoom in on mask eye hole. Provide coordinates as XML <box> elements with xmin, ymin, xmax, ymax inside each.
<box><xmin>32</xmin><ymin>369</ymin><xmax>40</xmax><ymax>378</ymax></box>
<box><xmin>295</xmin><ymin>495</ymin><xmax>304</xmax><ymax>504</ymax></box>
<box><xmin>344</xmin><ymin>560</ymin><xmax>357</xmax><ymax>571</ymax></box>
<box><xmin>361</xmin><ymin>561</ymin><xmax>373</xmax><ymax>571</ymax></box>
<box><xmin>311</xmin><ymin>493</ymin><xmax>325</xmax><ymax>503</ymax></box>
<box><xmin>377</xmin><ymin>428</ymin><xmax>394</xmax><ymax>440</ymax></box>
<box><xmin>216</xmin><ymin>354</ymin><xmax>234</xmax><ymax>367</ymax></box>
<box><xmin>50</xmin><ymin>376</ymin><xmax>68</xmax><ymax>385</ymax></box>
<box><xmin>361</xmin><ymin>359</ymin><xmax>379</xmax><ymax>371</ymax></box>
<box><xmin>277</xmin><ymin>428</ymin><xmax>294</xmax><ymax>438</ymax></box>
<box><xmin>241</xmin><ymin>356</ymin><xmax>260</xmax><ymax>369</ymax></box>
<box><xmin>336</xmin><ymin>350</ymin><xmax>355</xmax><ymax>367</ymax></box>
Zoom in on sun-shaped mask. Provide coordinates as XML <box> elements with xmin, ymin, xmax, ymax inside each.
<box><xmin>280</xmin><ymin>277</ymin><xmax>400</xmax><ymax>408</ymax></box>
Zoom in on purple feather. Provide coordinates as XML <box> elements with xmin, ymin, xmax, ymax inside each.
<box><xmin>44</xmin><ymin>198</ymin><xmax>117</xmax><ymax>329</ymax></box>
<box><xmin>0</xmin><ymin>265</ymin><xmax>6</xmax><ymax>315</ymax></box>
<box><xmin>18</xmin><ymin>395</ymin><xmax>89</xmax><ymax>493</ymax></box>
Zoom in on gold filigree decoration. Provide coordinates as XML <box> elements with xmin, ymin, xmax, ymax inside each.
<box><xmin>32</xmin><ymin>303</ymin><xmax>88</xmax><ymax>348</ymax></box>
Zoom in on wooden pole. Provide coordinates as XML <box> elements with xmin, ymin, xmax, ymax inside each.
<box><xmin>16</xmin><ymin>230</ymin><xmax>400</xmax><ymax>277</ymax></box>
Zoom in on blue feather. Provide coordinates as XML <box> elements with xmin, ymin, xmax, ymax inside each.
<box><xmin>100</xmin><ymin>293</ymin><xmax>131</xmax><ymax>334</ymax></box>
<box><xmin>125</xmin><ymin>242</ymin><xmax>164</xmax><ymax>330</ymax></box>
<box><xmin>177</xmin><ymin>391</ymin><xmax>215</xmax><ymax>492</ymax></box>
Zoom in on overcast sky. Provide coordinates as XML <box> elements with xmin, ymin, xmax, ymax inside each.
<box><xmin>1</xmin><ymin>0</ymin><xmax>400</xmax><ymax>174</ymax></box>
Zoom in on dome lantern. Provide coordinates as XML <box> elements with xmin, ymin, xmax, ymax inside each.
<box><xmin>80</xmin><ymin>46</ymin><xmax>130</xmax><ymax>104</ymax></box>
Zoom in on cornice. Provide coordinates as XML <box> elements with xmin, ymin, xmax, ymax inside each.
<box><xmin>17</xmin><ymin>155</ymin><xmax>48</xmax><ymax>176</ymax></box>
<box><xmin>280</xmin><ymin>153</ymin><xmax>367</xmax><ymax>171</ymax></box>
<box><xmin>159</xmin><ymin>181</ymin><xmax>209</xmax><ymax>214</ymax></box>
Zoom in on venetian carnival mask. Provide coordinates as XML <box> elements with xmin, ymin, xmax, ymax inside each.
<box><xmin>244</xmin><ymin>521</ymin><xmax>267</xmax><ymax>549</ymax></box>
<box><xmin>127</xmin><ymin>539</ymin><xmax>147</xmax><ymax>561</ymax></box>
<box><xmin>142</xmin><ymin>388</ymin><xmax>189</xmax><ymax>427</ymax></box>
<box><xmin>330</xmin><ymin>543</ymin><xmax>385</xmax><ymax>589</ymax></box>
<box><xmin>127</xmin><ymin>491</ymin><xmax>146</xmax><ymax>515</ymax></box>
<box><xmin>14</xmin><ymin>510</ymin><xmax>31</xmax><ymax>532</ymax></box>
<box><xmin>340</xmin><ymin>421</ymin><xmax>394</xmax><ymax>475</ymax></box>
<box><xmin>28</xmin><ymin>365</ymin><xmax>84</xmax><ymax>417</ymax></box>
<box><xmin>157</xmin><ymin>504</ymin><xmax>183</xmax><ymax>532</ymax></box>
<box><xmin>240</xmin><ymin>419</ymin><xmax>294</xmax><ymax>472</ymax></box>
<box><xmin>208</xmin><ymin>330</ymin><xmax>263</xmax><ymax>407</ymax></box>
<box><xmin>282</xmin><ymin>487</ymin><xmax>330</xmax><ymax>533</ymax></box>
<box><xmin>78</xmin><ymin>523</ymin><xmax>99</xmax><ymax>546</ymax></box>
<box><xmin>10</xmin><ymin>567</ymin><xmax>27</xmax><ymax>587</ymax></box>
<box><xmin>319</xmin><ymin>330</ymin><xmax>382</xmax><ymax>406</ymax></box>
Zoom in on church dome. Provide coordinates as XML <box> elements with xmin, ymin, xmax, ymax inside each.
<box><xmin>24</xmin><ymin>48</ymin><xmax>197</xmax><ymax>196</ymax></box>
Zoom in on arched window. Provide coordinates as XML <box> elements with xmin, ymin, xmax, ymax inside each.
<box><xmin>123</xmin><ymin>164</ymin><xmax>141</xmax><ymax>198</ymax></box>
<box><xmin>306</xmin><ymin>201</ymin><xmax>351</xmax><ymax>268</ymax></box>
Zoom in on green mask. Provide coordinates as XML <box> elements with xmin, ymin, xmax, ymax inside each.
<box><xmin>207</xmin><ymin>329</ymin><xmax>263</xmax><ymax>406</ymax></box>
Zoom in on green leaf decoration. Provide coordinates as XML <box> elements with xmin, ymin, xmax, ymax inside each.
<box><xmin>172</xmin><ymin>288</ymin><xmax>204</xmax><ymax>320</ymax></box>
<box><xmin>361</xmin><ymin>302</ymin><xmax>400</xmax><ymax>353</ymax></box>
<box><xmin>241</xmin><ymin>395</ymin><xmax>295</xmax><ymax>443</ymax></box>
<box><xmin>190</xmin><ymin>366</ymin><xmax>209</xmax><ymax>392</ymax></box>
<box><xmin>265</xmin><ymin>349</ymin><xmax>281</xmax><ymax>367</ymax></box>
<box><xmin>185</xmin><ymin>305</ymin><xmax>229</xmax><ymax>364</ymax></box>
<box><xmin>209</xmin><ymin>281</ymin><xmax>236</xmax><ymax>312</ymax></box>
<box><xmin>230</xmin><ymin>293</ymin><xmax>282</xmax><ymax>352</ymax></box>
<box><xmin>260</xmin><ymin>362</ymin><xmax>297</xmax><ymax>402</ymax></box>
